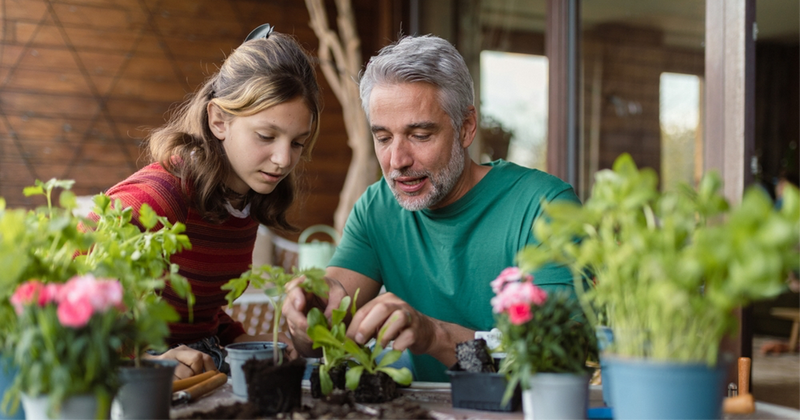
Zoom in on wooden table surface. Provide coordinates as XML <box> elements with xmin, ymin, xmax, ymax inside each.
<box><xmin>170</xmin><ymin>379</ymin><xmax>800</xmax><ymax>419</ymax></box>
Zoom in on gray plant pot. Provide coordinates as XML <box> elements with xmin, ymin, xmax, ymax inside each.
<box><xmin>522</xmin><ymin>372</ymin><xmax>589</xmax><ymax>420</ymax></box>
<box><xmin>225</xmin><ymin>341</ymin><xmax>286</xmax><ymax>398</ymax></box>
<box><xmin>111</xmin><ymin>359</ymin><xmax>177</xmax><ymax>420</ymax></box>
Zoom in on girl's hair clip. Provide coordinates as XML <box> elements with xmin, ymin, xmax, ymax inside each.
<box><xmin>245</xmin><ymin>23</ymin><xmax>274</xmax><ymax>42</ymax></box>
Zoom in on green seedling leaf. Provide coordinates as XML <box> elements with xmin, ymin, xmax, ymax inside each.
<box><xmin>379</xmin><ymin>367</ymin><xmax>413</xmax><ymax>386</ymax></box>
<box><xmin>345</xmin><ymin>365</ymin><xmax>365</xmax><ymax>390</ymax></box>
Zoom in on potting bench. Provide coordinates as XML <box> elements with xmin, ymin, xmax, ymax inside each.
<box><xmin>170</xmin><ymin>378</ymin><xmax>800</xmax><ymax>419</ymax></box>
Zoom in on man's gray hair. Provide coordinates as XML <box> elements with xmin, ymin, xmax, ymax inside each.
<box><xmin>358</xmin><ymin>35</ymin><xmax>474</xmax><ymax>132</ymax></box>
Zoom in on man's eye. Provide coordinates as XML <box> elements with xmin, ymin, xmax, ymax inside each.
<box><xmin>412</xmin><ymin>134</ymin><xmax>431</xmax><ymax>140</ymax></box>
<box><xmin>375</xmin><ymin>136</ymin><xmax>391</xmax><ymax>143</ymax></box>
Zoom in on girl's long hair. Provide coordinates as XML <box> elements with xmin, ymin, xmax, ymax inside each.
<box><xmin>147</xmin><ymin>33</ymin><xmax>321</xmax><ymax>230</ymax></box>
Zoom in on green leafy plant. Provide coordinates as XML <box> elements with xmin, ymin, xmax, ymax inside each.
<box><xmin>341</xmin><ymin>317</ymin><xmax>414</xmax><ymax>391</ymax></box>
<box><xmin>304</xmin><ymin>288</ymin><xmax>413</xmax><ymax>393</ymax></box>
<box><xmin>83</xmin><ymin>194</ymin><xmax>194</xmax><ymax>365</ymax></box>
<box><xmin>0</xmin><ymin>180</ymin><xmax>89</xmax><ymax>349</ymax></box>
<box><xmin>490</xmin><ymin>267</ymin><xmax>596</xmax><ymax>403</ymax></box>
<box><xmin>516</xmin><ymin>153</ymin><xmax>800</xmax><ymax>365</ymax></box>
<box><xmin>306</xmin><ymin>291</ymin><xmax>357</xmax><ymax>396</ymax></box>
<box><xmin>0</xmin><ymin>179</ymin><xmax>195</xmax><ymax>416</ymax></box>
<box><xmin>222</xmin><ymin>265</ymin><xmax>329</xmax><ymax>364</ymax></box>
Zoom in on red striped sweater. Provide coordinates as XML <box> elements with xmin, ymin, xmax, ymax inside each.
<box><xmin>103</xmin><ymin>162</ymin><xmax>252</xmax><ymax>346</ymax></box>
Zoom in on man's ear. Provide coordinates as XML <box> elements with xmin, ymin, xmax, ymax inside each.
<box><xmin>207</xmin><ymin>102</ymin><xmax>227</xmax><ymax>141</ymax></box>
<box><xmin>460</xmin><ymin>105</ymin><xmax>478</xmax><ymax>148</ymax></box>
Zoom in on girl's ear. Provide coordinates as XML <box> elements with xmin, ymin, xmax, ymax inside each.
<box><xmin>207</xmin><ymin>102</ymin><xmax>227</xmax><ymax>141</ymax></box>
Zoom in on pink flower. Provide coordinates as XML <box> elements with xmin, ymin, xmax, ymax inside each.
<box><xmin>491</xmin><ymin>267</ymin><xmax>533</xmax><ymax>293</ymax></box>
<box><xmin>39</xmin><ymin>284</ymin><xmax>62</xmax><ymax>306</ymax></box>
<box><xmin>58</xmin><ymin>275</ymin><xmax>123</xmax><ymax>313</ymax></box>
<box><xmin>491</xmin><ymin>281</ymin><xmax>548</xmax><ymax>313</ymax></box>
<box><xmin>55</xmin><ymin>275</ymin><xmax>124</xmax><ymax>328</ymax></box>
<box><xmin>57</xmin><ymin>298</ymin><xmax>94</xmax><ymax>328</ymax></box>
<box><xmin>508</xmin><ymin>303</ymin><xmax>533</xmax><ymax>325</ymax></box>
<box><xmin>10</xmin><ymin>280</ymin><xmax>58</xmax><ymax>314</ymax></box>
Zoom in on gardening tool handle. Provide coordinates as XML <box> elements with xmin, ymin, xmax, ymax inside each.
<box><xmin>738</xmin><ymin>357</ymin><xmax>751</xmax><ymax>395</ymax></box>
<box><xmin>185</xmin><ymin>372</ymin><xmax>228</xmax><ymax>400</ymax></box>
<box><xmin>723</xmin><ymin>393</ymin><xmax>755</xmax><ymax>414</ymax></box>
<box><xmin>172</xmin><ymin>370</ymin><xmax>218</xmax><ymax>392</ymax></box>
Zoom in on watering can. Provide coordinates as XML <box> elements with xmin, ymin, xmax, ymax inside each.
<box><xmin>298</xmin><ymin>225</ymin><xmax>339</xmax><ymax>270</ymax></box>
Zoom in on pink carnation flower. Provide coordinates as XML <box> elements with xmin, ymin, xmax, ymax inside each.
<box><xmin>58</xmin><ymin>274</ymin><xmax>124</xmax><ymax>313</ymax></box>
<box><xmin>57</xmin><ymin>298</ymin><xmax>94</xmax><ymax>328</ymax></box>
<box><xmin>490</xmin><ymin>267</ymin><xmax>533</xmax><ymax>294</ymax></box>
<box><xmin>508</xmin><ymin>303</ymin><xmax>533</xmax><ymax>325</ymax></box>
<box><xmin>491</xmin><ymin>280</ymin><xmax>548</xmax><ymax>314</ymax></box>
<box><xmin>56</xmin><ymin>275</ymin><xmax>124</xmax><ymax>328</ymax></box>
<box><xmin>10</xmin><ymin>280</ymin><xmax>59</xmax><ymax>314</ymax></box>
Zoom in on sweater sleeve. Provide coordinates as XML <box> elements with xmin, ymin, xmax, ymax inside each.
<box><xmin>216</xmin><ymin>310</ymin><xmax>246</xmax><ymax>346</ymax></box>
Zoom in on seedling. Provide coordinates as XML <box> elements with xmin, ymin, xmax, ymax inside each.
<box><xmin>223</xmin><ymin>265</ymin><xmax>328</xmax><ymax>364</ymax></box>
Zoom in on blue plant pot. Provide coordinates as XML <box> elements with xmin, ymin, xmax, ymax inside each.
<box><xmin>0</xmin><ymin>356</ymin><xmax>24</xmax><ymax>420</ymax></box>
<box><xmin>604</xmin><ymin>356</ymin><xmax>726</xmax><ymax>420</ymax></box>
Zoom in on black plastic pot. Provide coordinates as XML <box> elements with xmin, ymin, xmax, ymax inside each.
<box><xmin>113</xmin><ymin>359</ymin><xmax>177</xmax><ymax>419</ymax></box>
<box><xmin>446</xmin><ymin>369</ymin><xmax>521</xmax><ymax>412</ymax></box>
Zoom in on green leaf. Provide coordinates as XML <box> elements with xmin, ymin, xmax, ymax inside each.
<box><xmin>378</xmin><ymin>367</ymin><xmax>413</xmax><ymax>386</ymax></box>
<box><xmin>330</xmin><ymin>296</ymin><xmax>351</xmax><ymax>326</ymax></box>
<box><xmin>345</xmin><ymin>365</ymin><xmax>365</xmax><ymax>390</ymax></box>
<box><xmin>308</xmin><ymin>325</ymin><xmax>345</xmax><ymax>350</ymax></box>
<box><xmin>319</xmin><ymin>365</ymin><xmax>334</xmax><ymax>395</ymax></box>
<box><xmin>376</xmin><ymin>349</ymin><xmax>402</xmax><ymax>368</ymax></box>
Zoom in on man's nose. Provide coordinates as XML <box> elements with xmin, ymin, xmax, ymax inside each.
<box><xmin>389</xmin><ymin>139</ymin><xmax>413</xmax><ymax>169</ymax></box>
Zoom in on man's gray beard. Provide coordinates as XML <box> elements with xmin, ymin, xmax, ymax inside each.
<box><xmin>386</xmin><ymin>137</ymin><xmax>465</xmax><ymax>211</ymax></box>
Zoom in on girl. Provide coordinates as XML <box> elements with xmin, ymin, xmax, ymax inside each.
<box><xmin>97</xmin><ymin>28</ymin><xmax>322</xmax><ymax>379</ymax></box>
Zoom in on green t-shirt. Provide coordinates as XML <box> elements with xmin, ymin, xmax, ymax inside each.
<box><xmin>329</xmin><ymin>160</ymin><xmax>580</xmax><ymax>382</ymax></box>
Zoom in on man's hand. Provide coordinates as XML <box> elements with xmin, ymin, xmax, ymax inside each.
<box><xmin>346</xmin><ymin>292</ymin><xmax>476</xmax><ymax>367</ymax></box>
<box><xmin>282</xmin><ymin>275</ymin><xmax>348</xmax><ymax>356</ymax></box>
<box><xmin>346</xmin><ymin>292</ymin><xmax>436</xmax><ymax>355</ymax></box>
<box><xmin>144</xmin><ymin>345</ymin><xmax>216</xmax><ymax>380</ymax></box>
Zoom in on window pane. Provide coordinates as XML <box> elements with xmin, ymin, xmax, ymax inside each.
<box><xmin>480</xmin><ymin>51</ymin><xmax>549</xmax><ymax>170</ymax></box>
<box><xmin>580</xmin><ymin>0</ymin><xmax>705</xmax><ymax>197</ymax></box>
<box><xmin>660</xmin><ymin>72</ymin><xmax>702</xmax><ymax>191</ymax></box>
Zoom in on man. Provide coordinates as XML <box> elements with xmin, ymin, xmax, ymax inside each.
<box><xmin>284</xmin><ymin>34</ymin><xmax>579</xmax><ymax>382</ymax></box>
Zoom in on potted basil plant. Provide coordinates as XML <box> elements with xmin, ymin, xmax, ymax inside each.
<box><xmin>517</xmin><ymin>153</ymin><xmax>800</xmax><ymax>419</ymax></box>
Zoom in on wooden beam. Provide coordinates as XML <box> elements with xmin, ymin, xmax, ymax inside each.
<box><xmin>704</xmin><ymin>0</ymin><xmax>756</xmax><ymax>390</ymax></box>
<box><xmin>546</xmin><ymin>0</ymin><xmax>580</xmax><ymax>186</ymax></box>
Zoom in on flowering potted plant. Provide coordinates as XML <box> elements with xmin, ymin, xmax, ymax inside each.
<box><xmin>0</xmin><ymin>179</ymin><xmax>193</xmax><ymax>420</ymax></box>
<box><xmin>0</xmin><ymin>180</ymin><xmax>90</xmax><ymax>419</ymax></box>
<box><xmin>516</xmin><ymin>154</ymin><xmax>800</xmax><ymax>419</ymax></box>
<box><xmin>6</xmin><ymin>275</ymin><xmax>130</xmax><ymax>419</ymax></box>
<box><xmin>491</xmin><ymin>267</ymin><xmax>597</xmax><ymax>420</ymax></box>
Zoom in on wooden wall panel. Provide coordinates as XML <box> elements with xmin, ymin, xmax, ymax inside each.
<box><xmin>1</xmin><ymin>0</ymin><xmax>392</xmax><ymax>240</ymax></box>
